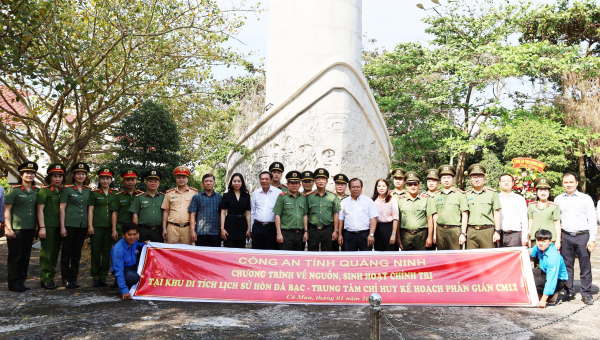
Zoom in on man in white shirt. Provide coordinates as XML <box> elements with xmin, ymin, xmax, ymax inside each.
<box><xmin>338</xmin><ymin>178</ymin><xmax>378</xmax><ymax>251</ymax></box>
<box><xmin>498</xmin><ymin>173</ymin><xmax>528</xmax><ymax>247</ymax></box>
<box><xmin>555</xmin><ymin>172</ymin><xmax>597</xmax><ymax>305</ymax></box>
<box><xmin>250</xmin><ymin>171</ymin><xmax>282</xmax><ymax>250</ymax></box>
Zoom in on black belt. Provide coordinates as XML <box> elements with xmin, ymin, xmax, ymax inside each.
<box><xmin>169</xmin><ymin>222</ymin><xmax>189</xmax><ymax>228</ymax></box>
<box><xmin>282</xmin><ymin>229</ymin><xmax>304</xmax><ymax>234</ymax></box>
<box><xmin>309</xmin><ymin>223</ymin><xmax>333</xmax><ymax>230</ymax></box>
<box><xmin>438</xmin><ymin>224</ymin><xmax>460</xmax><ymax>229</ymax></box>
<box><xmin>503</xmin><ymin>230</ymin><xmax>520</xmax><ymax>235</ymax></box>
<box><xmin>402</xmin><ymin>228</ymin><xmax>427</xmax><ymax>235</ymax></box>
<box><xmin>345</xmin><ymin>230</ymin><xmax>369</xmax><ymax>234</ymax></box>
<box><xmin>468</xmin><ymin>225</ymin><xmax>495</xmax><ymax>230</ymax></box>
<box><xmin>562</xmin><ymin>230</ymin><xmax>589</xmax><ymax>237</ymax></box>
<box><xmin>254</xmin><ymin>221</ymin><xmax>275</xmax><ymax>226</ymax></box>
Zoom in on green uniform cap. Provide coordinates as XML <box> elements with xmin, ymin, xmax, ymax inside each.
<box><xmin>144</xmin><ymin>169</ymin><xmax>162</xmax><ymax>181</ymax></box>
<box><xmin>467</xmin><ymin>164</ymin><xmax>486</xmax><ymax>175</ymax></box>
<box><xmin>438</xmin><ymin>164</ymin><xmax>456</xmax><ymax>176</ymax></box>
<box><xmin>269</xmin><ymin>162</ymin><xmax>284</xmax><ymax>173</ymax></box>
<box><xmin>286</xmin><ymin>170</ymin><xmax>301</xmax><ymax>182</ymax></box>
<box><xmin>333</xmin><ymin>173</ymin><xmax>349</xmax><ymax>183</ymax></box>
<box><xmin>426</xmin><ymin>169</ymin><xmax>439</xmax><ymax>180</ymax></box>
<box><xmin>404</xmin><ymin>171</ymin><xmax>421</xmax><ymax>183</ymax></box>
<box><xmin>301</xmin><ymin>171</ymin><xmax>314</xmax><ymax>181</ymax></box>
<box><xmin>120</xmin><ymin>168</ymin><xmax>138</xmax><ymax>179</ymax></box>
<box><xmin>71</xmin><ymin>162</ymin><xmax>90</xmax><ymax>173</ymax></box>
<box><xmin>534</xmin><ymin>177</ymin><xmax>552</xmax><ymax>189</ymax></box>
<box><xmin>46</xmin><ymin>162</ymin><xmax>66</xmax><ymax>175</ymax></box>
<box><xmin>96</xmin><ymin>167</ymin><xmax>114</xmax><ymax>178</ymax></box>
<box><xmin>313</xmin><ymin>168</ymin><xmax>329</xmax><ymax>179</ymax></box>
<box><xmin>18</xmin><ymin>161</ymin><xmax>38</xmax><ymax>173</ymax></box>
<box><xmin>390</xmin><ymin>168</ymin><xmax>406</xmax><ymax>178</ymax></box>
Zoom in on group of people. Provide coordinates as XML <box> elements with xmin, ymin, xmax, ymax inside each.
<box><xmin>1</xmin><ymin>160</ymin><xmax>598</xmax><ymax>307</ymax></box>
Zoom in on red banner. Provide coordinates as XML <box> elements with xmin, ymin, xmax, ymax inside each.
<box><xmin>512</xmin><ymin>158</ymin><xmax>546</xmax><ymax>172</ymax></box>
<box><xmin>131</xmin><ymin>243</ymin><xmax>538</xmax><ymax>307</ymax></box>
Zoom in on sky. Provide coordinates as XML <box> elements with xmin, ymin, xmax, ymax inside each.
<box><xmin>214</xmin><ymin>0</ymin><xmax>555</xmax><ymax>79</ymax></box>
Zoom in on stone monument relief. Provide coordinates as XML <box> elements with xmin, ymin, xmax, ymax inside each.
<box><xmin>226</xmin><ymin>0</ymin><xmax>392</xmax><ymax>195</ymax></box>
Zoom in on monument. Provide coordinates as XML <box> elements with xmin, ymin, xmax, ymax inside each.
<box><xmin>226</xmin><ymin>0</ymin><xmax>391</xmax><ymax>193</ymax></box>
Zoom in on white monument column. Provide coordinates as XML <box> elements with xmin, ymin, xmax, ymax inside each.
<box><xmin>226</xmin><ymin>0</ymin><xmax>392</xmax><ymax>194</ymax></box>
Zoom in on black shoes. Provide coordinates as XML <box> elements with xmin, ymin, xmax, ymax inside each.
<box><xmin>99</xmin><ymin>279</ymin><xmax>108</xmax><ymax>287</ymax></box>
<box><xmin>64</xmin><ymin>281</ymin><xmax>80</xmax><ymax>289</ymax></box>
<box><xmin>8</xmin><ymin>286</ymin><xmax>26</xmax><ymax>293</ymax></box>
<box><xmin>111</xmin><ymin>279</ymin><xmax>118</xmax><ymax>288</ymax></box>
<box><xmin>93</xmin><ymin>280</ymin><xmax>102</xmax><ymax>287</ymax></box>
<box><xmin>41</xmin><ymin>281</ymin><xmax>57</xmax><ymax>290</ymax></box>
<box><xmin>563</xmin><ymin>294</ymin><xmax>576</xmax><ymax>302</ymax></box>
<box><xmin>582</xmin><ymin>296</ymin><xmax>595</xmax><ymax>305</ymax></box>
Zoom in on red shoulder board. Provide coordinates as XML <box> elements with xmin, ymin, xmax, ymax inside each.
<box><xmin>420</xmin><ymin>193</ymin><xmax>429</xmax><ymax>198</ymax></box>
<box><xmin>279</xmin><ymin>192</ymin><xmax>286</xmax><ymax>196</ymax></box>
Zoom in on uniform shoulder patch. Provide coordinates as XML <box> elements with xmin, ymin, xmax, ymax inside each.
<box><xmin>189</xmin><ymin>187</ymin><xmax>198</xmax><ymax>191</ymax></box>
<box><xmin>528</xmin><ymin>201</ymin><xmax>537</xmax><ymax>206</ymax></box>
<box><xmin>91</xmin><ymin>188</ymin><xmax>100</xmax><ymax>192</ymax></box>
<box><xmin>485</xmin><ymin>187</ymin><xmax>497</xmax><ymax>192</ymax></box>
<box><xmin>64</xmin><ymin>184</ymin><xmax>74</xmax><ymax>188</ymax></box>
<box><xmin>135</xmin><ymin>192</ymin><xmax>145</xmax><ymax>197</ymax></box>
<box><xmin>41</xmin><ymin>185</ymin><xmax>51</xmax><ymax>189</ymax></box>
<box><xmin>455</xmin><ymin>188</ymin><xmax>465</xmax><ymax>193</ymax></box>
<box><xmin>548</xmin><ymin>201</ymin><xmax>558</xmax><ymax>206</ymax></box>
<box><xmin>279</xmin><ymin>192</ymin><xmax>286</xmax><ymax>196</ymax></box>
<box><xmin>166</xmin><ymin>188</ymin><xmax>176</xmax><ymax>193</ymax></box>
<box><xmin>115</xmin><ymin>190</ymin><xmax>124</xmax><ymax>195</ymax></box>
<box><xmin>420</xmin><ymin>193</ymin><xmax>429</xmax><ymax>198</ymax></box>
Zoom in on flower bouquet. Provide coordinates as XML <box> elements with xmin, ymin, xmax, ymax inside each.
<box><xmin>511</xmin><ymin>170</ymin><xmax>538</xmax><ymax>204</ymax></box>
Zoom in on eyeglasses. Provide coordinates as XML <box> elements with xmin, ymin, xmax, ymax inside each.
<box><xmin>406</xmin><ymin>183</ymin><xmax>419</xmax><ymax>187</ymax></box>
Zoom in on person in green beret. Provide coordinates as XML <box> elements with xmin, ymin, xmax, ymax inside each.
<box><xmin>88</xmin><ymin>168</ymin><xmax>117</xmax><ymax>287</ymax></box>
<box><xmin>4</xmin><ymin>161</ymin><xmax>39</xmax><ymax>292</ymax></box>
<box><xmin>528</xmin><ymin>178</ymin><xmax>561</xmax><ymax>248</ymax></box>
<box><xmin>37</xmin><ymin>162</ymin><xmax>66</xmax><ymax>289</ymax></box>
<box><xmin>60</xmin><ymin>162</ymin><xmax>92</xmax><ymax>289</ymax></box>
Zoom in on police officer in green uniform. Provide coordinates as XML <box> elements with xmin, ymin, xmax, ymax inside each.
<box><xmin>332</xmin><ymin>173</ymin><xmax>349</xmax><ymax>251</ymax></box>
<box><xmin>88</xmin><ymin>168</ymin><xmax>116</xmax><ymax>287</ymax></box>
<box><xmin>301</xmin><ymin>171</ymin><xmax>315</xmax><ymax>195</ymax></box>
<box><xmin>465</xmin><ymin>164</ymin><xmax>502</xmax><ymax>249</ymax></box>
<box><xmin>307</xmin><ymin>168</ymin><xmax>341</xmax><ymax>251</ymax></box>
<box><xmin>528</xmin><ymin>178</ymin><xmax>561</xmax><ymax>247</ymax></box>
<box><xmin>428</xmin><ymin>165</ymin><xmax>469</xmax><ymax>250</ymax></box>
<box><xmin>397</xmin><ymin>172</ymin><xmax>433</xmax><ymax>251</ymax></box>
<box><xmin>424</xmin><ymin>169</ymin><xmax>440</xmax><ymax>198</ymax></box>
<box><xmin>273</xmin><ymin>171</ymin><xmax>308</xmax><ymax>251</ymax></box>
<box><xmin>110</xmin><ymin>168</ymin><xmax>142</xmax><ymax>242</ymax></box>
<box><xmin>390</xmin><ymin>168</ymin><xmax>407</xmax><ymax>198</ymax></box>
<box><xmin>60</xmin><ymin>162</ymin><xmax>92</xmax><ymax>289</ymax></box>
<box><xmin>4</xmin><ymin>161</ymin><xmax>39</xmax><ymax>292</ymax></box>
<box><xmin>269</xmin><ymin>162</ymin><xmax>288</xmax><ymax>193</ymax></box>
<box><xmin>130</xmin><ymin>169</ymin><xmax>165</xmax><ymax>242</ymax></box>
<box><xmin>37</xmin><ymin>162</ymin><xmax>66</xmax><ymax>289</ymax></box>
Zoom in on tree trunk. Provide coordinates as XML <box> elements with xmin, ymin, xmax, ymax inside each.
<box><xmin>456</xmin><ymin>151</ymin><xmax>467</xmax><ymax>189</ymax></box>
<box><xmin>579</xmin><ymin>143</ymin><xmax>586</xmax><ymax>193</ymax></box>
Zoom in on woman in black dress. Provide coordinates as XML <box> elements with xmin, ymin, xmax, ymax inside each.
<box><xmin>220</xmin><ymin>173</ymin><xmax>251</xmax><ymax>248</ymax></box>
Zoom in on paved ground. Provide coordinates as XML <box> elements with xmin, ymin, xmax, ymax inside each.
<box><xmin>1</xmin><ymin>233</ymin><xmax>599</xmax><ymax>340</ymax></box>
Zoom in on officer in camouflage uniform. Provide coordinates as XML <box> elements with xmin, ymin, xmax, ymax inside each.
<box><xmin>273</xmin><ymin>171</ymin><xmax>308</xmax><ymax>251</ymax></box>
<box><xmin>37</xmin><ymin>162</ymin><xmax>66</xmax><ymax>289</ymax></box>
<box><xmin>427</xmin><ymin>165</ymin><xmax>469</xmax><ymax>250</ymax></box>
<box><xmin>397</xmin><ymin>172</ymin><xmax>433</xmax><ymax>251</ymax></box>
<box><xmin>465</xmin><ymin>164</ymin><xmax>502</xmax><ymax>249</ymax></box>
<box><xmin>269</xmin><ymin>162</ymin><xmax>288</xmax><ymax>193</ymax></box>
<box><xmin>307</xmin><ymin>168</ymin><xmax>340</xmax><ymax>251</ymax></box>
<box><xmin>4</xmin><ymin>161</ymin><xmax>39</xmax><ymax>292</ymax></box>
<box><xmin>301</xmin><ymin>170</ymin><xmax>315</xmax><ymax>195</ymax></box>
<box><xmin>130</xmin><ymin>169</ymin><xmax>165</xmax><ymax>242</ymax></box>
<box><xmin>390</xmin><ymin>168</ymin><xmax>407</xmax><ymax>198</ymax></box>
<box><xmin>88</xmin><ymin>168</ymin><xmax>117</xmax><ymax>287</ymax></box>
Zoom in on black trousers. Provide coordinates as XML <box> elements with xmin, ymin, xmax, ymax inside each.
<box><xmin>61</xmin><ymin>227</ymin><xmax>88</xmax><ymax>284</ymax></box>
<box><xmin>252</xmin><ymin>222</ymin><xmax>277</xmax><ymax>250</ymax></box>
<box><xmin>278</xmin><ymin>229</ymin><xmax>305</xmax><ymax>251</ymax></box>
<box><xmin>374</xmin><ymin>222</ymin><xmax>399</xmax><ymax>251</ymax></box>
<box><xmin>500</xmin><ymin>231</ymin><xmax>522</xmax><ymax>247</ymax></box>
<box><xmin>533</xmin><ymin>268</ymin><xmax>566</xmax><ymax>296</ymax></box>
<box><xmin>7</xmin><ymin>229</ymin><xmax>35</xmax><ymax>289</ymax></box>
<box><xmin>138</xmin><ymin>225</ymin><xmax>163</xmax><ymax>243</ymax></box>
<box><xmin>561</xmin><ymin>231</ymin><xmax>593</xmax><ymax>298</ymax></box>
<box><xmin>224</xmin><ymin>238</ymin><xmax>247</xmax><ymax>248</ymax></box>
<box><xmin>308</xmin><ymin>224</ymin><xmax>333</xmax><ymax>251</ymax></box>
<box><xmin>343</xmin><ymin>230</ymin><xmax>372</xmax><ymax>251</ymax></box>
<box><xmin>195</xmin><ymin>235</ymin><xmax>221</xmax><ymax>247</ymax></box>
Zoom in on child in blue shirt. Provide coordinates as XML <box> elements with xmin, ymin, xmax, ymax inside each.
<box><xmin>530</xmin><ymin>229</ymin><xmax>568</xmax><ymax>308</ymax></box>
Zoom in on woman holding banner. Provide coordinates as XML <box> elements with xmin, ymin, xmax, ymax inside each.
<box><xmin>220</xmin><ymin>173</ymin><xmax>251</xmax><ymax>248</ymax></box>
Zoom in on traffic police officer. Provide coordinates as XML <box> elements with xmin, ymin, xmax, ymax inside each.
<box><xmin>465</xmin><ymin>164</ymin><xmax>502</xmax><ymax>249</ymax></box>
<box><xmin>110</xmin><ymin>168</ymin><xmax>142</xmax><ymax>242</ymax></box>
<box><xmin>307</xmin><ymin>168</ymin><xmax>340</xmax><ymax>251</ymax></box>
<box><xmin>273</xmin><ymin>171</ymin><xmax>308</xmax><ymax>251</ymax></box>
<box><xmin>269</xmin><ymin>162</ymin><xmax>288</xmax><ymax>193</ymax></box>
<box><xmin>130</xmin><ymin>169</ymin><xmax>165</xmax><ymax>242</ymax></box>
<box><xmin>301</xmin><ymin>170</ymin><xmax>315</xmax><ymax>195</ymax></box>
<box><xmin>88</xmin><ymin>168</ymin><xmax>116</xmax><ymax>287</ymax></box>
<box><xmin>427</xmin><ymin>165</ymin><xmax>469</xmax><ymax>250</ymax></box>
<box><xmin>37</xmin><ymin>162</ymin><xmax>66</xmax><ymax>289</ymax></box>
<box><xmin>397</xmin><ymin>172</ymin><xmax>433</xmax><ymax>250</ymax></box>
<box><xmin>390</xmin><ymin>168</ymin><xmax>407</xmax><ymax>198</ymax></box>
<box><xmin>4</xmin><ymin>161</ymin><xmax>39</xmax><ymax>292</ymax></box>
<box><xmin>332</xmin><ymin>173</ymin><xmax>349</xmax><ymax>251</ymax></box>
<box><xmin>60</xmin><ymin>162</ymin><xmax>92</xmax><ymax>289</ymax></box>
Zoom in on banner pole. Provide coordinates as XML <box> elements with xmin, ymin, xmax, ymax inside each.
<box><xmin>369</xmin><ymin>293</ymin><xmax>382</xmax><ymax>340</ymax></box>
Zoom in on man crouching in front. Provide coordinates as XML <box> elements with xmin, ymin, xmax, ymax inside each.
<box><xmin>110</xmin><ymin>222</ymin><xmax>146</xmax><ymax>300</ymax></box>
<box><xmin>530</xmin><ymin>229</ymin><xmax>569</xmax><ymax>308</ymax></box>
